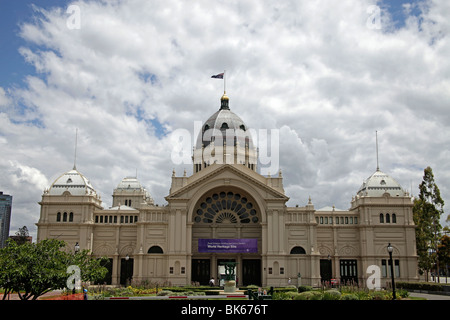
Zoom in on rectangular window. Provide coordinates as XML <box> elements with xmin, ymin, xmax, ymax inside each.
<box><xmin>280</xmin><ymin>267</ymin><xmax>285</xmax><ymax>275</ymax></box>
<box><xmin>336</xmin><ymin>217</ymin><xmax>339</xmax><ymax>224</ymax></box>
<box><xmin>329</xmin><ymin>217</ymin><xmax>333</xmax><ymax>224</ymax></box>
<box><xmin>345</xmin><ymin>217</ymin><xmax>349</xmax><ymax>224</ymax></box>
<box><xmin>268</xmin><ymin>267</ymin><xmax>273</xmax><ymax>274</ymax></box>
<box><xmin>354</xmin><ymin>217</ymin><xmax>358</xmax><ymax>224</ymax></box>
<box><xmin>350</xmin><ymin>217</ymin><xmax>353</xmax><ymax>224</ymax></box>
<box><xmin>340</xmin><ymin>217</ymin><xmax>344</xmax><ymax>224</ymax></box>
<box><xmin>382</xmin><ymin>259</ymin><xmax>400</xmax><ymax>277</ymax></box>
<box><xmin>95</xmin><ymin>216</ymin><xmax>99</xmax><ymax>223</ymax></box>
<box><xmin>120</xmin><ymin>216</ymin><xmax>124</xmax><ymax>223</ymax></box>
<box><xmin>114</xmin><ymin>216</ymin><xmax>117</xmax><ymax>223</ymax></box>
<box><xmin>100</xmin><ymin>216</ymin><xmax>103</xmax><ymax>223</ymax></box>
<box><xmin>382</xmin><ymin>259</ymin><xmax>387</xmax><ymax>277</ymax></box>
<box><xmin>324</xmin><ymin>217</ymin><xmax>328</xmax><ymax>224</ymax></box>
<box><xmin>181</xmin><ymin>267</ymin><xmax>185</xmax><ymax>274</ymax></box>
<box><xmin>395</xmin><ymin>260</ymin><xmax>400</xmax><ymax>277</ymax></box>
<box><xmin>170</xmin><ymin>267</ymin><xmax>174</xmax><ymax>274</ymax></box>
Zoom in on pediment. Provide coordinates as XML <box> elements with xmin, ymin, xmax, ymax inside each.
<box><xmin>166</xmin><ymin>164</ymin><xmax>289</xmax><ymax>202</ymax></box>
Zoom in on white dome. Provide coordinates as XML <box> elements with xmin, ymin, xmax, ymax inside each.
<box><xmin>357</xmin><ymin>169</ymin><xmax>404</xmax><ymax>197</ymax></box>
<box><xmin>115</xmin><ymin>177</ymin><xmax>154</xmax><ymax>204</ymax></box>
<box><xmin>48</xmin><ymin>169</ymin><xmax>97</xmax><ymax>196</ymax></box>
<box><xmin>116</xmin><ymin>177</ymin><xmax>144</xmax><ymax>190</ymax></box>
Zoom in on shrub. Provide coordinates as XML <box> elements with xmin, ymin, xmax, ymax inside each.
<box><xmin>298</xmin><ymin>285</ymin><xmax>313</xmax><ymax>293</ymax></box>
<box><xmin>397</xmin><ymin>289</ymin><xmax>409</xmax><ymax>298</ymax></box>
<box><xmin>370</xmin><ymin>291</ymin><xmax>389</xmax><ymax>300</ymax></box>
<box><xmin>396</xmin><ymin>281</ymin><xmax>446</xmax><ymax>292</ymax></box>
<box><xmin>341</xmin><ymin>294</ymin><xmax>359</xmax><ymax>300</ymax></box>
<box><xmin>157</xmin><ymin>290</ymin><xmax>173</xmax><ymax>296</ymax></box>
<box><xmin>294</xmin><ymin>291</ymin><xmax>322</xmax><ymax>300</ymax></box>
<box><xmin>322</xmin><ymin>289</ymin><xmax>341</xmax><ymax>300</ymax></box>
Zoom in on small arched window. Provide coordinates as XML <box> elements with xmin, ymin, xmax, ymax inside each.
<box><xmin>148</xmin><ymin>246</ymin><xmax>164</xmax><ymax>254</ymax></box>
<box><xmin>290</xmin><ymin>246</ymin><xmax>306</xmax><ymax>254</ymax></box>
<box><xmin>386</xmin><ymin>213</ymin><xmax>390</xmax><ymax>223</ymax></box>
<box><xmin>380</xmin><ymin>213</ymin><xmax>384</xmax><ymax>223</ymax></box>
<box><xmin>69</xmin><ymin>212</ymin><xmax>74</xmax><ymax>222</ymax></box>
<box><xmin>63</xmin><ymin>212</ymin><xmax>68</xmax><ymax>222</ymax></box>
<box><xmin>57</xmin><ymin>212</ymin><xmax>61</xmax><ymax>222</ymax></box>
<box><xmin>392</xmin><ymin>213</ymin><xmax>397</xmax><ymax>223</ymax></box>
<box><xmin>221</xmin><ymin>122</ymin><xmax>229</xmax><ymax>129</ymax></box>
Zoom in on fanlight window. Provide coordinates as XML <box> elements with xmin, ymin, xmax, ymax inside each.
<box><xmin>194</xmin><ymin>191</ymin><xmax>259</xmax><ymax>224</ymax></box>
<box><xmin>148</xmin><ymin>246</ymin><xmax>164</xmax><ymax>254</ymax></box>
<box><xmin>290</xmin><ymin>246</ymin><xmax>306</xmax><ymax>254</ymax></box>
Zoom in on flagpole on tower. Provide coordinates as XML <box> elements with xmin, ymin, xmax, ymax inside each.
<box><xmin>224</xmin><ymin>70</ymin><xmax>226</xmax><ymax>93</ymax></box>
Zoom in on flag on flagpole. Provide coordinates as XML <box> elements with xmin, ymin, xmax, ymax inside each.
<box><xmin>211</xmin><ymin>73</ymin><xmax>224</xmax><ymax>79</ymax></box>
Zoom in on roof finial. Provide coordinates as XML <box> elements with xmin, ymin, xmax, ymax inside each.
<box><xmin>376</xmin><ymin>130</ymin><xmax>379</xmax><ymax>171</ymax></box>
<box><xmin>73</xmin><ymin>128</ymin><xmax>78</xmax><ymax>170</ymax></box>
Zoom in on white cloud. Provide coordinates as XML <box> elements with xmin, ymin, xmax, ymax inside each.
<box><xmin>1</xmin><ymin>0</ymin><xmax>450</xmax><ymax>240</ymax></box>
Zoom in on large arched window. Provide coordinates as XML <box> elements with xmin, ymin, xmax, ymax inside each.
<box><xmin>290</xmin><ymin>246</ymin><xmax>306</xmax><ymax>254</ymax></box>
<box><xmin>148</xmin><ymin>246</ymin><xmax>164</xmax><ymax>254</ymax></box>
<box><xmin>194</xmin><ymin>191</ymin><xmax>259</xmax><ymax>224</ymax></box>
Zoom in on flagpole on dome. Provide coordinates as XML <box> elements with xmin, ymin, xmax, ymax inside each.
<box><xmin>224</xmin><ymin>69</ymin><xmax>226</xmax><ymax>94</ymax></box>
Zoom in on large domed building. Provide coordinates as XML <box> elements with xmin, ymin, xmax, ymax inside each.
<box><xmin>36</xmin><ymin>92</ymin><xmax>418</xmax><ymax>287</ymax></box>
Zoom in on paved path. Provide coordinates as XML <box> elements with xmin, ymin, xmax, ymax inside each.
<box><xmin>408</xmin><ymin>292</ymin><xmax>450</xmax><ymax>300</ymax></box>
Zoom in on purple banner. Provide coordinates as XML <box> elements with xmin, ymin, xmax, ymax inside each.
<box><xmin>198</xmin><ymin>239</ymin><xmax>258</xmax><ymax>253</ymax></box>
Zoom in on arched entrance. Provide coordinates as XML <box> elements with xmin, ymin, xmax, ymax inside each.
<box><xmin>191</xmin><ymin>187</ymin><xmax>262</xmax><ymax>286</ymax></box>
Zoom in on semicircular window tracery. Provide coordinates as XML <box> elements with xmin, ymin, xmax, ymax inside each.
<box><xmin>194</xmin><ymin>191</ymin><xmax>259</xmax><ymax>224</ymax></box>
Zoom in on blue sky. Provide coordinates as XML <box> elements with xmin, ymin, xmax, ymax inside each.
<box><xmin>1</xmin><ymin>0</ymin><xmax>449</xmax><ymax>239</ymax></box>
<box><xmin>0</xmin><ymin>0</ymin><xmax>421</xmax><ymax>88</ymax></box>
<box><xmin>0</xmin><ymin>1</ymin><xmax>70</xmax><ymax>87</ymax></box>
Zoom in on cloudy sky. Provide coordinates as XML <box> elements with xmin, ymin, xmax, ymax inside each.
<box><xmin>1</xmin><ymin>0</ymin><xmax>449</xmax><ymax>241</ymax></box>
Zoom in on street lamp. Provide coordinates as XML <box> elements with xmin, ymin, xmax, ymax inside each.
<box><xmin>387</xmin><ymin>243</ymin><xmax>396</xmax><ymax>300</ymax></box>
<box><xmin>73</xmin><ymin>242</ymin><xmax>80</xmax><ymax>294</ymax></box>
<box><xmin>125</xmin><ymin>254</ymin><xmax>130</xmax><ymax>286</ymax></box>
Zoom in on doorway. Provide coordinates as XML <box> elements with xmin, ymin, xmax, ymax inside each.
<box><xmin>120</xmin><ymin>258</ymin><xmax>134</xmax><ymax>286</ymax></box>
<box><xmin>320</xmin><ymin>259</ymin><xmax>332</xmax><ymax>284</ymax></box>
<box><xmin>192</xmin><ymin>259</ymin><xmax>211</xmax><ymax>285</ymax></box>
<box><xmin>242</xmin><ymin>259</ymin><xmax>261</xmax><ymax>286</ymax></box>
<box><xmin>340</xmin><ymin>259</ymin><xmax>358</xmax><ymax>284</ymax></box>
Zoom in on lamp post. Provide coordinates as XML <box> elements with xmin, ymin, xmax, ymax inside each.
<box><xmin>387</xmin><ymin>243</ymin><xmax>396</xmax><ymax>300</ymax></box>
<box><xmin>125</xmin><ymin>254</ymin><xmax>130</xmax><ymax>286</ymax></box>
<box><xmin>73</xmin><ymin>242</ymin><xmax>80</xmax><ymax>294</ymax></box>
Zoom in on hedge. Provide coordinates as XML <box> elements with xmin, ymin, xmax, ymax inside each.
<box><xmin>396</xmin><ymin>281</ymin><xmax>449</xmax><ymax>292</ymax></box>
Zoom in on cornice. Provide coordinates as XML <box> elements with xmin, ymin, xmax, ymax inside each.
<box><xmin>166</xmin><ymin>164</ymin><xmax>289</xmax><ymax>201</ymax></box>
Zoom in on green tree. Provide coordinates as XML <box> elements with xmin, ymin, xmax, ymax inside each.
<box><xmin>13</xmin><ymin>226</ymin><xmax>30</xmax><ymax>245</ymax></box>
<box><xmin>413</xmin><ymin>166</ymin><xmax>445</xmax><ymax>280</ymax></box>
<box><xmin>437</xmin><ymin>235</ymin><xmax>450</xmax><ymax>278</ymax></box>
<box><xmin>0</xmin><ymin>239</ymin><xmax>108</xmax><ymax>300</ymax></box>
